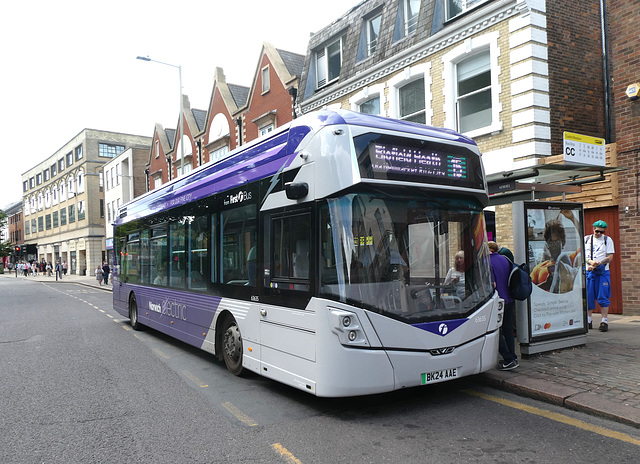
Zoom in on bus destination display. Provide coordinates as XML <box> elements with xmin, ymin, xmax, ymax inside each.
<box><xmin>372</xmin><ymin>143</ymin><xmax>468</xmax><ymax>180</ymax></box>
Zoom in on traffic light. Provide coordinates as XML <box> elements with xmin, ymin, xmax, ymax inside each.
<box><xmin>14</xmin><ymin>245</ymin><xmax>21</xmax><ymax>253</ymax></box>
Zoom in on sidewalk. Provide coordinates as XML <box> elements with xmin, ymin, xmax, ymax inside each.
<box><xmin>482</xmin><ymin>314</ymin><xmax>640</xmax><ymax>428</ymax></box>
<box><xmin>0</xmin><ymin>270</ymin><xmax>113</xmax><ymax>292</ymax></box>
<box><xmin>1</xmin><ymin>271</ymin><xmax>639</xmax><ymax>427</ymax></box>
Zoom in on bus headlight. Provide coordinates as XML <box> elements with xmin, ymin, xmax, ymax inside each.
<box><xmin>329</xmin><ymin>309</ymin><xmax>370</xmax><ymax>347</ymax></box>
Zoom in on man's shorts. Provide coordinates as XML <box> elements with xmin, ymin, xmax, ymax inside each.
<box><xmin>587</xmin><ymin>270</ymin><xmax>611</xmax><ymax>309</ymax></box>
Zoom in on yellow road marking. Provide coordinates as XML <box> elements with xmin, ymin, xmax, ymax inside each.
<box><xmin>152</xmin><ymin>348</ymin><xmax>169</xmax><ymax>359</ymax></box>
<box><xmin>271</xmin><ymin>443</ymin><xmax>303</xmax><ymax>464</ymax></box>
<box><xmin>464</xmin><ymin>389</ymin><xmax>640</xmax><ymax>446</ymax></box>
<box><xmin>183</xmin><ymin>370</ymin><xmax>208</xmax><ymax>388</ymax></box>
<box><xmin>222</xmin><ymin>401</ymin><xmax>258</xmax><ymax>427</ymax></box>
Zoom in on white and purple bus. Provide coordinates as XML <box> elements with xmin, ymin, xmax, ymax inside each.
<box><xmin>113</xmin><ymin>110</ymin><xmax>503</xmax><ymax>397</ymax></box>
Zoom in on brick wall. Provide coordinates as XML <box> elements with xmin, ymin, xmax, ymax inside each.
<box><xmin>242</xmin><ymin>54</ymin><xmax>296</xmax><ymax>143</ymax></box>
<box><xmin>546</xmin><ymin>0</ymin><xmax>607</xmax><ymax>154</ymax></box>
<box><xmin>609</xmin><ymin>0</ymin><xmax>640</xmax><ymax>315</ymax></box>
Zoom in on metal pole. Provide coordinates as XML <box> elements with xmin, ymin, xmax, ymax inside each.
<box><xmin>178</xmin><ymin>64</ymin><xmax>184</xmax><ymax>177</ymax></box>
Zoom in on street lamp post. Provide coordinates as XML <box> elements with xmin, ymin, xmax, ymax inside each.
<box><xmin>136</xmin><ymin>56</ymin><xmax>184</xmax><ymax>180</ymax></box>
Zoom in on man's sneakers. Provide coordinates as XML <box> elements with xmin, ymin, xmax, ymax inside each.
<box><xmin>497</xmin><ymin>359</ymin><xmax>519</xmax><ymax>371</ymax></box>
<box><xmin>599</xmin><ymin>322</ymin><xmax>608</xmax><ymax>332</ymax></box>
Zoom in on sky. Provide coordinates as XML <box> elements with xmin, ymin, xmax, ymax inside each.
<box><xmin>0</xmin><ymin>0</ymin><xmax>362</xmax><ymax>209</ymax></box>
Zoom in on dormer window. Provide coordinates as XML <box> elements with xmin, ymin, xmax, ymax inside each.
<box><xmin>394</xmin><ymin>0</ymin><xmax>420</xmax><ymax>42</ymax></box>
<box><xmin>315</xmin><ymin>37</ymin><xmax>343</xmax><ymax>89</ymax></box>
<box><xmin>446</xmin><ymin>0</ymin><xmax>488</xmax><ymax>21</ymax></box>
<box><xmin>367</xmin><ymin>14</ymin><xmax>382</xmax><ymax>56</ymax></box>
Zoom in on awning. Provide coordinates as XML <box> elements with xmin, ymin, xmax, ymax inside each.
<box><xmin>487</xmin><ymin>156</ymin><xmax>625</xmax><ymax>206</ymax></box>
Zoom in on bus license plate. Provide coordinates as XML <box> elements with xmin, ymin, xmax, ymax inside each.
<box><xmin>421</xmin><ymin>367</ymin><xmax>458</xmax><ymax>384</ymax></box>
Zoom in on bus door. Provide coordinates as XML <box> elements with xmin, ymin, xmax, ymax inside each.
<box><xmin>260</xmin><ymin>209</ymin><xmax>315</xmax><ymax>380</ymax></box>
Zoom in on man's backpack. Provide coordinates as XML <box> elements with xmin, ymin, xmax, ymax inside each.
<box><xmin>508</xmin><ymin>261</ymin><xmax>533</xmax><ymax>301</ymax></box>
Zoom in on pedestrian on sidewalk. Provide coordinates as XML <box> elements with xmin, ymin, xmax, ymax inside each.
<box><xmin>62</xmin><ymin>261</ymin><xmax>68</xmax><ymax>276</ymax></box>
<box><xmin>46</xmin><ymin>262</ymin><xmax>52</xmax><ymax>277</ymax></box>
<box><xmin>585</xmin><ymin>220</ymin><xmax>615</xmax><ymax>332</ymax></box>
<box><xmin>95</xmin><ymin>265</ymin><xmax>104</xmax><ymax>285</ymax></box>
<box><xmin>55</xmin><ymin>261</ymin><xmax>63</xmax><ymax>280</ymax></box>
<box><xmin>102</xmin><ymin>262</ymin><xmax>110</xmax><ymax>285</ymax></box>
<box><xmin>489</xmin><ymin>241</ymin><xmax>519</xmax><ymax>371</ymax></box>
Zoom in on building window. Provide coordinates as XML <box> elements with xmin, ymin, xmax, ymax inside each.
<box><xmin>38</xmin><ymin>216</ymin><xmax>44</xmax><ymax>232</ymax></box>
<box><xmin>67</xmin><ymin>176</ymin><xmax>75</xmax><ymax>198</ymax></box>
<box><xmin>75</xmin><ymin>145</ymin><xmax>83</xmax><ymax>161</ymax></box>
<box><xmin>455</xmin><ymin>51</ymin><xmax>491</xmax><ymax>133</ymax></box>
<box><xmin>76</xmin><ymin>170</ymin><xmax>85</xmax><ymax>194</ymax></box>
<box><xmin>66</xmin><ymin>152</ymin><xmax>73</xmax><ymax>167</ymax></box>
<box><xmin>23</xmin><ymin>181</ymin><xmax>28</xmax><ymax>192</ymax></box>
<box><xmin>394</xmin><ymin>0</ymin><xmax>420</xmax><ymax>42</ymax></box>
<box><xmin>68</xmin><ymin>204</ymin><xmax>75</xmax><ymax>223</ymax></box>
<box><xmin>45</xmin><ymin>214</ymin><xmax>52</xmax><ymax>230</ymax></box>
<box><xmin>399</xmin><ymin>78</ymin><xmax>426</xmax><ymax>123</ymax></box>
<box><xmin>261</xmin><ymin>66</ymin><xmax>270</xmax><ymax>94</ymax></box>
<box><xmin>44</xmin><ymin>189</ymin><xmax>51</xmax><ymax>209</ymax></box>
<box><xmin>44</xmin><ymin>170</ymin><xmax>50</xmax><ymax>182</ymax></box>
<box><xmin>116</xmin><ymin>164</ymin><xmax>121</xmax><ymax>186</ymax></box>
<box><xmin>36</xmin><ymin>173</ymin><xmax>42</xmax><ymax>185</ymax></box>
<box><xmin>59</xmin><ymin>182</ymin><xmax>66</xmax><ymax>202</ymax></box>
<box><xmin>58</xmin><ymin>159</ymin><xmax>65</xmax><ymax>172</ymax></box>
<box><xmin>100</xmin><ymin>199</ymin><xmax>104</xmax><ymax>218</ymax></box>
<box><xmin>32</xmin><ymin>218</ymin><xmax>37</xmax><ymax>234</ymax></box>
<box><xmin>51</xmin><ymin>164</ymin><xmax>57</xmax><ymax>177</ymax></box>
<box><xmin>259</xmin><ymin>124</ymin><xmax>274</xmax><ymax>137</ymax></box>
<box><xmin>77</xmin><ymin>201</ymin><xmax>86</xmax><ymax>221</ymax></box>
<box><xmin>210</xmin><ymin>146</ymin><xmax>229</xmax><ymax>164</ymax></box>
<box><xmin>60</xmin><ymin>208</ymin><xmax>67</xmax><ymax>226</ymax></box>
<box><xmin>442</xmin><ymin>32</ymin><xmax>502</xmax><ymax>137</ymax></box>
<box><xmin>37</xmin><ymin>193</ymin><xmax>44</xmax><ymax>211</ymax></box>
<box><xmin>360</xmin><ymin>97</ymin><xmax>381</xmax><ymax>115</ymax></box>
<box><xmin>367</xmin><ymin>14</ymin><xmax>382</xmax><ymax>56</ymax></box>
<box><xmin>316</xmin><ymin>37</ymin><xmax>343</xmax><ymax>89</ymax></box>
<box><xmin>99</xmin><ymin>143</ymin><xmax>125</xmax><ymax>158</ymax></box>
<box><xmin>446</xmin><ymin>0</ymin><xmax>487</xmax><ymax>21</ymax></box>
<box><xmin>30</xmin><ymin>177</ymin><xmax>35</xmax><ymax>188</ymax></box>
<box><xmin>155</xmin><ymin>140</ymin><xmax>160</xmax><ymax>158</ymax></box>
<box><xmin>53</xmin><ymin>211</ymin><xmax>59</xmax><ymax>228</ymax></box>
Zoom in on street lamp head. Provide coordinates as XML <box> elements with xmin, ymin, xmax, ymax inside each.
<box><xmin>136</xmin><ymin>56</ymin><xmax>151</xmax><ymax>61</ymax></box>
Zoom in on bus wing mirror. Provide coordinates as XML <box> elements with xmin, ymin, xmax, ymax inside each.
<box><xmin>285</xmin><ymin>182</ymin><xmax>308</xmax><ymax>200</ymax></box>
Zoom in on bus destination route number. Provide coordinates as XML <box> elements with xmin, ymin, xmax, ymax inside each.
<box><xmin>373</xmin><ymin>143</ymin><xmax>468</xmax><ymax>180</ymax></box>
<box><xmin>421</xmin><ymin>367</ymin><xmax>459</xmax><ymax>384</ymax></box>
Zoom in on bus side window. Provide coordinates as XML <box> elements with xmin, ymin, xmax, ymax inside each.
<box><xmin>188</xmin><ymin>215</ymin><xmax>209</xmax><ymax>290</ymax></box>
<box><xmin>221</xmin><ymin>204</ymin><xmax>256</xmax><ymax>286</ymax></box>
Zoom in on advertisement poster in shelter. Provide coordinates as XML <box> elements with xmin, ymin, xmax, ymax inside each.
<box><xmin>523</xmin><ymin>202</ymin><xmax>586</xmax><ymax>340</ymax></box>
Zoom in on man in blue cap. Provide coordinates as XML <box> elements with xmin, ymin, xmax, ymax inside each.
<box><xmin>584</xmin><ymin>220</ymin><xmax>615</xmax><ymax>332</ymax></box>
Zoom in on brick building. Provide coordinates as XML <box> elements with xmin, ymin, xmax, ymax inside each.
<box><xmin>146</xmin><ymin>42</ymin><xmax>304</xmax><ymax>191</ymax></box>
<box><xmin>609</xmin><ymin>0</ymin><xmax>640</xmax><ymax>313</ymax></box>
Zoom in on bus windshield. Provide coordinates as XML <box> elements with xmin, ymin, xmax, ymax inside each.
<box><xmin>320</xmin><ymin>192</ymin><xmax>493</xmax><ymax>323</ymax></box>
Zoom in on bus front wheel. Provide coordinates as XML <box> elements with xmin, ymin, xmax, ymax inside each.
<box><xmin>129</xmin><ymin>295</ymin><xmax>143</xmax><ymax>331</ymax></box>
<box><xmin>221</xmin><ymin>316</ymin><xmax>244</xmax><ymax>376</ymax></box>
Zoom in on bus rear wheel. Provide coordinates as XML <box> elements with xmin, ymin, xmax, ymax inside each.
<box><xmin>221</xmin><ymin>316</ymin><xmax>244</xmax><ymax>376</ymax></box>
<box><xmin>129</xmin><ymin>295</ymin><xmax>143</xmax><ymax>331</ymax></box>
